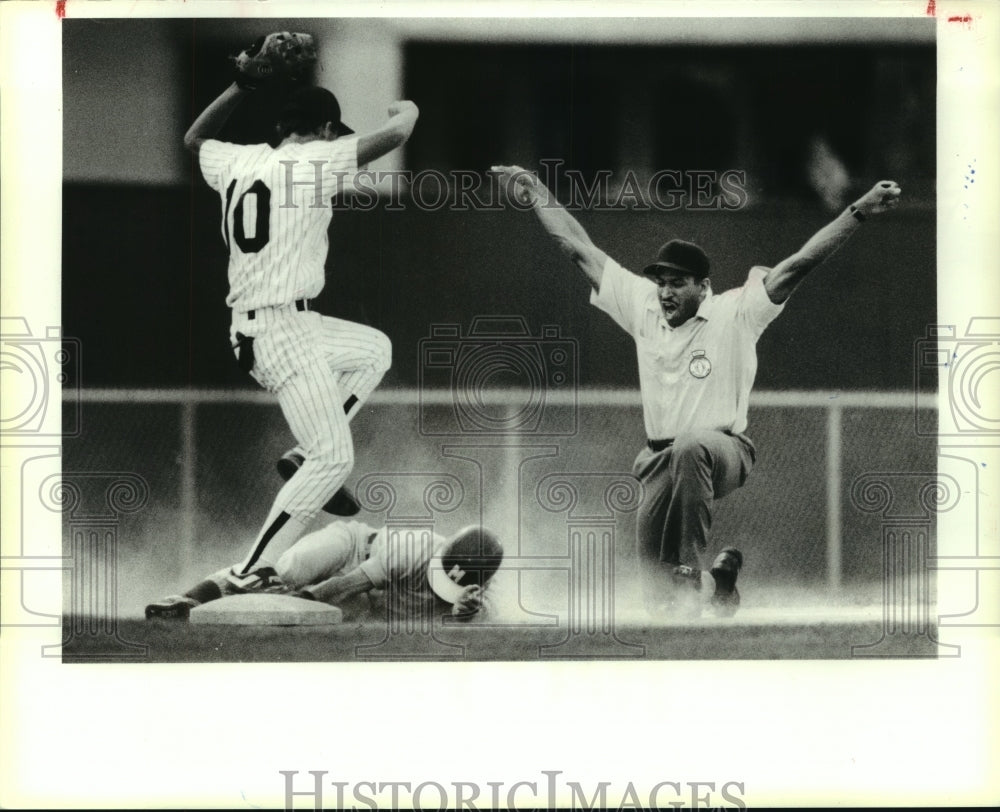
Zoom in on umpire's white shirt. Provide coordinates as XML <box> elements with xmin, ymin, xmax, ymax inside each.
<box><xmin>591</xmin><ymin>257</ymin><xmax>784</xmax><ymax>440</ymax></box>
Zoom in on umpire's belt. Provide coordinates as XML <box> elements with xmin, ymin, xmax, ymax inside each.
<box><xmin>647</xmin><ymin>430</ymin><xmax>736</xmax><ymax>453</ymax></box>
<box><xmin>246</xmin><ymin>298</ymin><xmax>310</xmax><ymax>321</ymax></box>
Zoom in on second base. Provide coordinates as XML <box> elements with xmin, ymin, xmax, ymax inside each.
<box><xmin>190</xmin><ymin>594</ymin><xmax>343</xmax><ymax>626</ymax></box>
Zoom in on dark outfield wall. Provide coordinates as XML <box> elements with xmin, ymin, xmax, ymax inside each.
<box><xmin>63</xmin><ymin>184</ymin><xmax>935</xmax><ymax>391</ymax></box>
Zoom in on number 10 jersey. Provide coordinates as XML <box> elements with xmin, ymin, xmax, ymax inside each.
<box><xmin>198</xmin><ymin>137</ymin><xmax>359</xmax><ymax>311</ymax></box>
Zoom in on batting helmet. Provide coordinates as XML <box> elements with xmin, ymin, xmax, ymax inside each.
<box><xmin>428</xmin><ymin>526</ymin><xmax>504</xmax><ymax>604</ymax></box>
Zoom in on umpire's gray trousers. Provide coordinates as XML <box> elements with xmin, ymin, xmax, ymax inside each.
<box><xmin>632</xmin><ymin>429</ymin><xmax>756</xmax><ymax>572</ymax></box>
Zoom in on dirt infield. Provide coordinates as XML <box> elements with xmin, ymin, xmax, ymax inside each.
<box><xmin>61</xmin><ymin>610</ymin><xmax>943</xmax><ymax>662</ymax></box>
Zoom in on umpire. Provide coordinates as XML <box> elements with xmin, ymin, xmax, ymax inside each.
<box><xmin>493</xmin><ymin>165</ymin><xmax>901</xmax><ymax>618</ymax></box>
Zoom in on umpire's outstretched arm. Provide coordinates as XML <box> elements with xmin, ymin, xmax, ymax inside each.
<box><xmin>492</xmin><ymin>164</ymin><xmax>609</xmax><ymax>291</ymax></box>
<box><xmin>763</xmin><ymin>180</ymin><xmax>902</xmax><ymax>304</ymax></box>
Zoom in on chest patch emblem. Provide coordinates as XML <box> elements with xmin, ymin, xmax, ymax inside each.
<box><xmin>689</xmin><ymin>350</ymin><xmax>712</xmax><ymax>379</ymax></box>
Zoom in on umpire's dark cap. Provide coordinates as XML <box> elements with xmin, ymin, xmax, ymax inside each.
<box><xmin>642</xmin><ymin>239</ymin><xmax>711</xmax><ymax>279</ymax></box>
<box><xmin>278</xmin><ymin>86</ymin><xmax>354</xmax><ymax>137</ymax></box>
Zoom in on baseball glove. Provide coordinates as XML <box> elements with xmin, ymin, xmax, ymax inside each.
<box><xmin>232</xmin><ymin>32</ymin><xmax>317</xmax><ymax>90</ymax></box>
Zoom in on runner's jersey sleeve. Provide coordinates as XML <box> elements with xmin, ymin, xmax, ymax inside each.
<box><xmin>359</xmin><ymin>528</ymin><xmax>440</xmax><ymax>589</ymax></box>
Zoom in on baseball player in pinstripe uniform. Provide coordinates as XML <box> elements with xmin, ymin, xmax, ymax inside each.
<box><xmin>168</xmin><ymin>79</ymin><xmax>418</xmax><ymax>599</ymax></box>
<box><xmin>494</xmin><ymin>164</ymin><xmax>901</xmax><ymax>618</ymax></box>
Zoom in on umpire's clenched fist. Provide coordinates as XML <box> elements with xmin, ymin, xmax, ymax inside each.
<box><xmin>853</xmin><ymin>180</ymin><xmax>902</xmax><ymax>217</ymax></box>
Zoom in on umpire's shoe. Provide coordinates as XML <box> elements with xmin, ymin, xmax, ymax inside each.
<box><xmin>669</xmin><ymin>564</ymin><xmax>706</xmax><ymax>620</ymax></box>
<box><xmin>709</xmin><ymin>547</ymin><xmax>743</xmax><ymax>618</ymax></box>
<box><xmin>276</xmin><ymin>450</ymin><xmax>361</xmax><ymax>516</ymax></box>
<box><xmin>145</xmin><ymin>595</ymin><xmax>199</xmax><ymax>620</ymax></box>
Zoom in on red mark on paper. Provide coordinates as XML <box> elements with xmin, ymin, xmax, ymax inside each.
<box><xmin>948</xmin><ymin>14</ymin><xmax>973</xmax><ymax>25</ymax></box>
<box><xmin>926</xmin><ymin>0</ymin><xmax>935</xmax><ymax>15</ymax></box>
<box><xmin>56</xmin><ymin>0</ymin><xmax>65</xmax><ymax>18</ymax></box>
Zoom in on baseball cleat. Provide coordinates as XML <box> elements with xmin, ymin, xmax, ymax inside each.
<box><xmin>671</xmin><ymin>564</ymin><xmax>703</xmax><ymax>589</ymax></box>
<box><xmin>709</xmin><ymin>547</ymin><xmax>743</xmax><ymax>618</ymax></box>
<box><xmin>145</xmin><ymin>595</ymin><xmax>199</xmax><ymax>620</ymax></box>
<box><xmin>276</xmin><ymin>450</ymin><xmax>306</xmax><ymax>481</ymax></box>
<box><xmin>668</xmin><ymin>564</ymin><xmax>706</xmax><ymax>619</ymax></box>
<box><xmin>276</xmin><ymin>450</ymin><xmax>361</xmax><ymax>516</ymax></box>
<box><xmin>226</xmin><ymin>566</ymin><xmax>288</xmax><ymax>594</ymax></box>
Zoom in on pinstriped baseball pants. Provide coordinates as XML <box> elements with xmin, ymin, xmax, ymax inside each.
<box><xmin>233</xmin><ymin>308</ymin><xmax>391</xmax><ymax>521</ymax></box>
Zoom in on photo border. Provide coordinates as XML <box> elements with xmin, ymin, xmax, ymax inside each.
<box><xmin>1</xmin><ymin>0</ymin><xmax>997</xmax><ymax>808</ymax></box>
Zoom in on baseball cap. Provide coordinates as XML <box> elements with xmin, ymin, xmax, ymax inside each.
<box><xmin>428</xmin><ymin>526</ymin><xmax>504</xmax><ymax>604</ymax></box>
<box><xmin>277</xmin><ymin>86</ymin><xmax>354</xmax><ymax>137</ymax></box>
<box><xmin>642</xmin><ymin>239</ymin><xmax>711</xmax><ymax>279</ymax></box>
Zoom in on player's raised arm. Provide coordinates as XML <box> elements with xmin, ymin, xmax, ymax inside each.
<box><xmin>492</xmin><ymin>165</ymin><xmax>608</xmax><ymax>291</ymax></box>
<box><xmin>355</xmin><ymin>100</ymin><xmax>420</xmax><ymax>166</ymax></box>
<box><xmin>184</xmin><ymin>32</ymin><xmax>319</xmax><ymax>155</ymax></box>
<box><xmin>183</xmin><ymin>82</ymin><xmax>250</xmax><ymax>154</ymax></box>
<box><xmin>763</xmin><ymin>180</ymin><xmax>902</xmax><ymax>304</ymax></box>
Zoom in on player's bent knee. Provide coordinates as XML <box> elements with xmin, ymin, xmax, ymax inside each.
<box><xmin>370</xmin><ymin>330</ymin><xmax>392</xmax><ymax>373</ymax></box>
<box><xmin>670</xmin><ymin>437</ymin><xmax>719</xmax><ymax>477</ymax></box>
<box><xmin>675</xmin><ymin>429</ymin><xmax>728</xmax><ymax>457</ymax></box>
<box><xmin>312</xmin><ymin>450</ymin><xmax>354</xmax><ymax>478</ymax></box>
<box><xmin>313</xmin><ymin>443</ymin><xmax>354</xmax><ymax>477</ymax></box>
<box><xmin>300</xmin><ymin>439</ymin><xmax>355</xmax><ymax>482</ymax></box>
<box><xmin>671</xmin><ymin>434</ymin><xmax>709</xmax><ymax>459</ymax></box>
